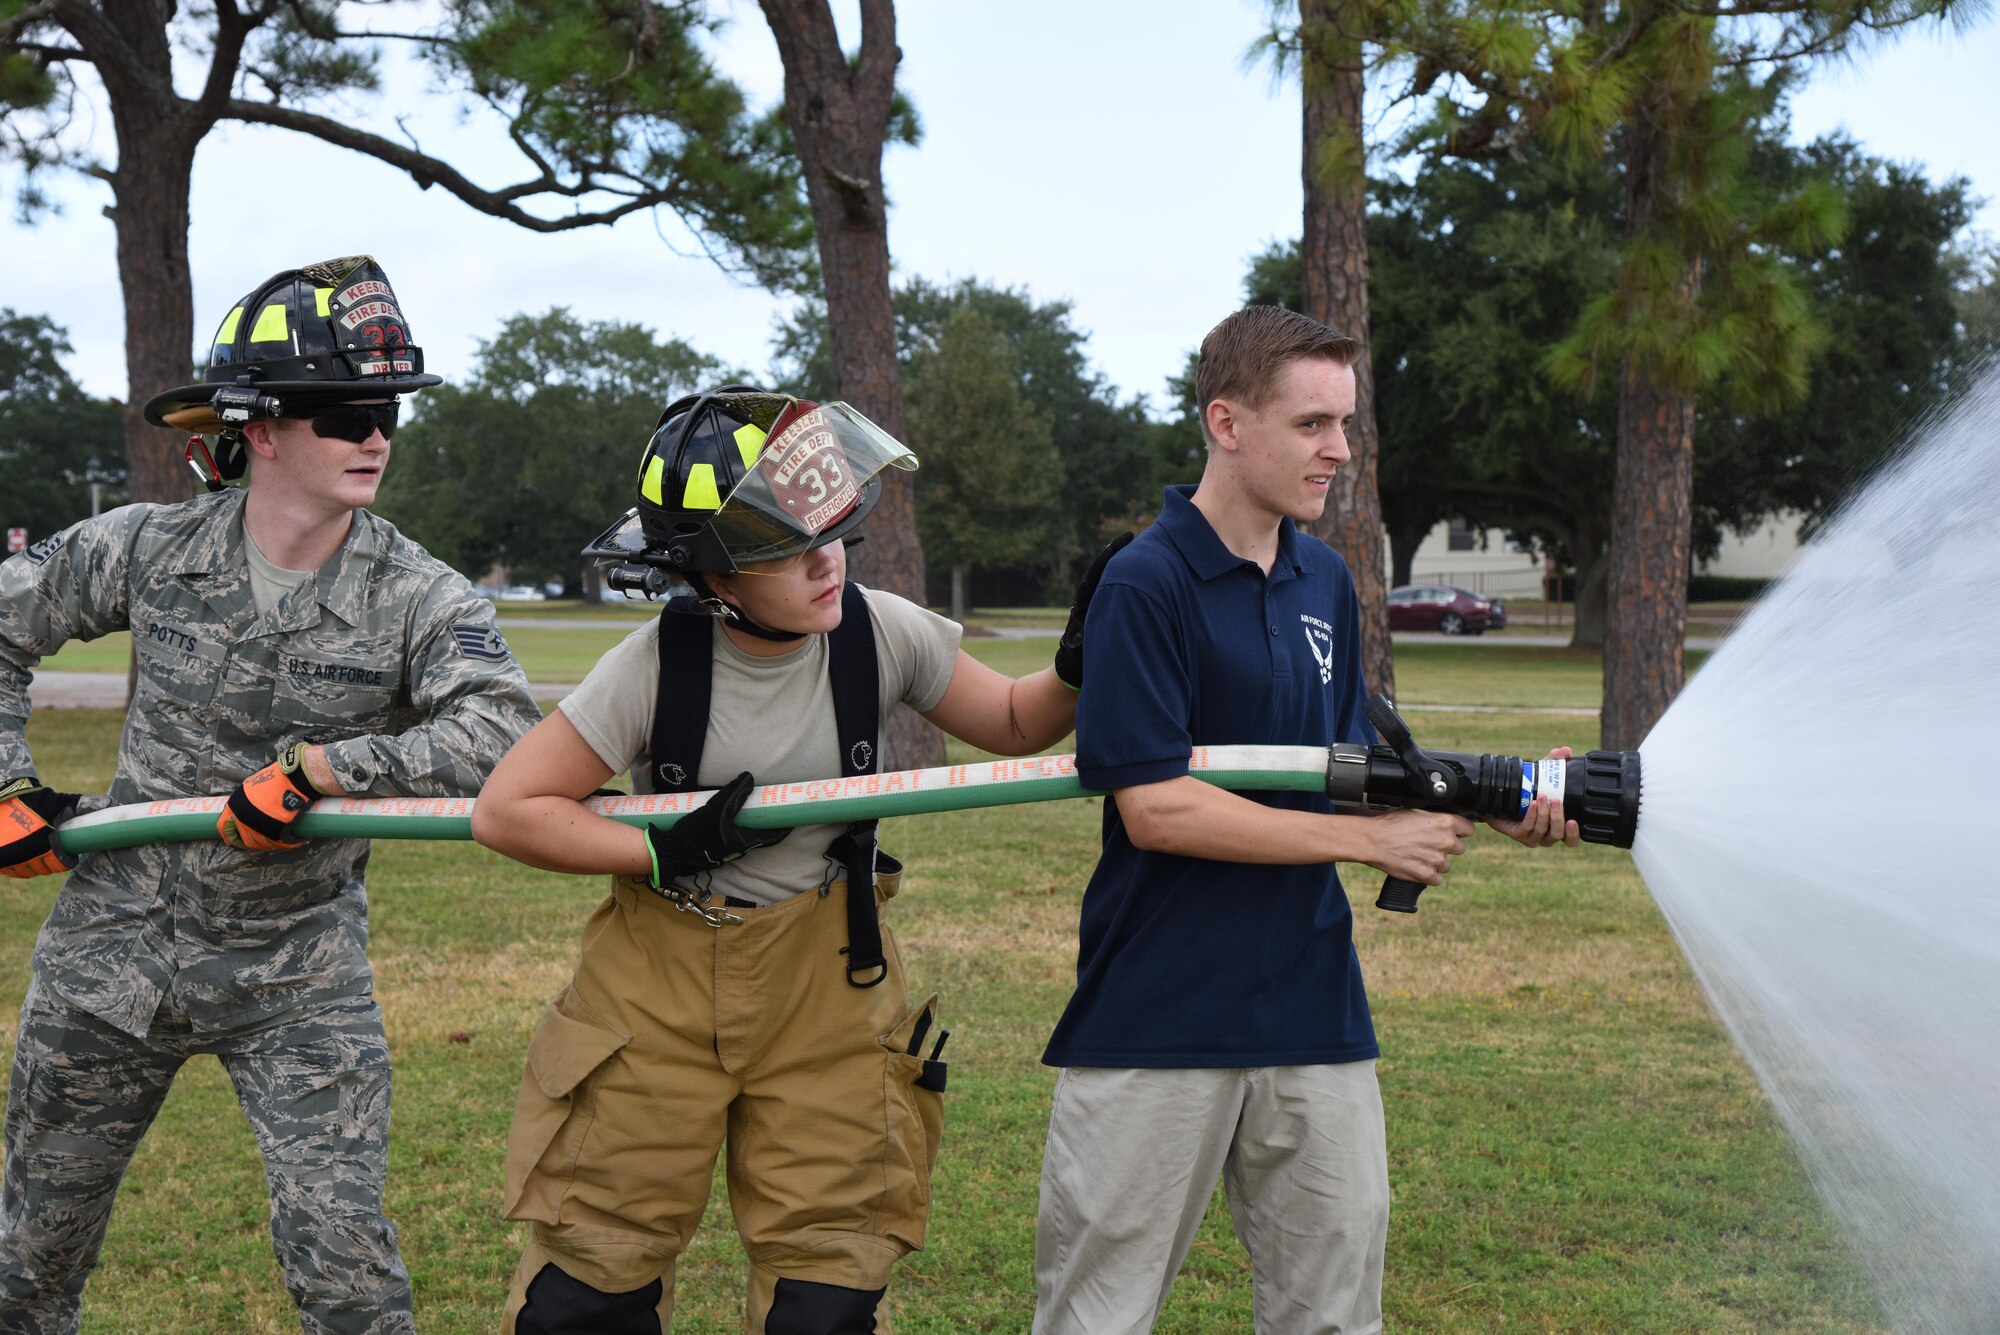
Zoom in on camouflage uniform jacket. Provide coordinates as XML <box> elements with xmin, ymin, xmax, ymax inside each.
<box><xmin>0</xmin><ymin>488</ymin><xmax>541</xmax><ymax>1037</ymax></box>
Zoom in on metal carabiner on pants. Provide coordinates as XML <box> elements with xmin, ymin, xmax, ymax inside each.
<box><xmin>646</xmin><ymin>880</ymin><xmax>745</xmax><ymax>928</ymax></box>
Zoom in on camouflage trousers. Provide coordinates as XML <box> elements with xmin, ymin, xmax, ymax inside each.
<box><xmin>0</xmin><ymin>980</ymin><xmax>415</xmax><ymax>1335</ymax></box>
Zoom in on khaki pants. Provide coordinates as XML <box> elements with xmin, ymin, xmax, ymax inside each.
<box><xmin>1034</xmin><ymin>1062</ymin><xmax>1390</xmax><ymax>1335</ymax></box>
<box><xmin>500</xmin><ymin>870</ymin><xmax>943</xmax><ymax>1332</ymax></box>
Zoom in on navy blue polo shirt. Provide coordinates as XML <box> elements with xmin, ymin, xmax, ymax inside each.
<box><xmin>1043</xmin><ymin>485</ymin><xmax>1378</xmax><ymax>1069</ymax></box>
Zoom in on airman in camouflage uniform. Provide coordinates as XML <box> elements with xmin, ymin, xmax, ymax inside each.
<box><xmin>0</xmin><ymin>257</ymin><xmax>540</xmax><ymax>1335</ymax></box>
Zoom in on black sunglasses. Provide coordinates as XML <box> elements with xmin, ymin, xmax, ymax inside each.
<box><xmin>309</xmin><ymin>401</ymin><xmax>400</xmax><ymax>443</ymax></box>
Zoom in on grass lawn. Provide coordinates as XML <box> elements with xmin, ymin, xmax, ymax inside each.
<box><xmin>2</xmin><ymin>648</ymin><xmax>1879</xmax><ymax>1333</ymax></box>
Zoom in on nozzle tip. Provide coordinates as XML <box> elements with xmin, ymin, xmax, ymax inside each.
<box><xmin>1572</xmin><ymin>750</ymin><xmax>1642</xmax><ymax>848</ymax></box>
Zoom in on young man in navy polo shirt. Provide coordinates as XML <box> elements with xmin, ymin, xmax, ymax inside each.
<box><xmin>1033</xmin><ymin>306</ymin><xmax>1578</xmax><ymax>1335</ymax></box>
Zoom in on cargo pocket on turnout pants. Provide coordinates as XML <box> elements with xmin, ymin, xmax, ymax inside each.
<box><xmin>503</xmin><ymin>989</ymin><xmax>631</xmax><ymax>1224</ymax></box>
<box><xmin>876</xmin><ymin>991</ymin><xmax>947</xmax><ymax>1252</ymax></box>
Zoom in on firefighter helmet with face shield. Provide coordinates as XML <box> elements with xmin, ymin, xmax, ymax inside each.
<box><xmin>583</xmin><ymin>386</ymin><xmax>917</xmax><ymax>580</ymax></box>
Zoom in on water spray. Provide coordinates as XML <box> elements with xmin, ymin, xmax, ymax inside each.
<box><xmin>1328</xmin><ymin>695</ymin><xmax>1641</xmax><ymax>912</ymax></box>
<box><xmin>1629</xmin><ymin>366</ymin><xmax>2000</xmax><ymax>1332</ymax></box>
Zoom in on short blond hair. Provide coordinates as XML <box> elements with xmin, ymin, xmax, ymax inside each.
<box><xmin>1195</xmin><ymin>306</ymin><xmax>1359</xmax><ymax>446</ymax></box>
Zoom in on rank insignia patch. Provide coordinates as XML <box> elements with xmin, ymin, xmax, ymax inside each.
<box><xmin>450</xmin><ymin>624</ymin><xmax>511</xmax><ymax>662</ymax></box>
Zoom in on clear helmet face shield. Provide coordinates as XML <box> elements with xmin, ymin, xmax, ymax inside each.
<box><xmin>651</xmin><ymin>395</ymin><xmax>917</xmax><ymax>574</ymax></box>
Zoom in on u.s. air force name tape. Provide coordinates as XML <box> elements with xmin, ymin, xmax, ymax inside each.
<box><xmin>53</xmin><ymin>745</ymin><xmax>1334</xmax><ymax>854</ymax></box>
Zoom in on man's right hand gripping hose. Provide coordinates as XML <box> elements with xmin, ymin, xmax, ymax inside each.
<box><xmin>0</xmin><ymin>779</ymin><xmax>82</xmax><ymax>878</ymax></box>
<box><xmin>644</xmin><ymin>771</ymin><xmax>790</xmax><ymax>893</ymax></box>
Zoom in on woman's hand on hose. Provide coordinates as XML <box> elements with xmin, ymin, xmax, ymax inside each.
<box><xmin>644</xmin><ymin>771</ymin><xmax>789</xmax><ymax>888</ymax></box>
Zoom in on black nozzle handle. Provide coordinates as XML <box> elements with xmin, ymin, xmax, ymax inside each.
<box><xmin>1377</xmin><ymin>874</ymin><xmax>1425</xmax><ymax>914</ymax></box>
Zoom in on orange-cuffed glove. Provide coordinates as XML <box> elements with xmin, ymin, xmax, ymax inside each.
<box><xmin>217</xmin><ymin>743</ymin><xmax>324</xmax><ymax>851</ymax></box>
<box><xmin>1</xmin><ymin>778</ymin><xmax>82</xmax><ymax>878</ymax></box>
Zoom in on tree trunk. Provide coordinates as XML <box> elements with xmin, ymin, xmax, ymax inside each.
<box><xmin>1298</xmin><ymin>0</ymin><xmax>1395</xmax><ymax>701</ymax></box>
<box><xmin>1570</xmin><ymin>537</ymin><xmax>1609</xmax><ymax>651</ymax></box>
<box><xmin>111</xmin><ymin>166</ymin><xmax>199</xmax><ymax>509</ymax></box>
<box><xmin>761</xmin><ymin>0</ymin><xmax>941</xmax><ymax>769</ymax></box>
<box><xmin>1387</xmin><ymin>519</ymin><xmax>1425</xmax><ymax>591</ymax></box>
<box><xmin>95</xmin><ymin>0</ymin><xmax>201</xmax><ymax>510</ymax></box>
<box><xmin>949</xmin><ymin>564</ymin><xmax>966</xmax><ymax>623</ymax></box>
<box><xmin>1600</xmin><ymin>115</ymin><xmax>1696</xmax><ymax>749</ymax></box>
<box><xmin>1602</xmin><ymin>364</ymin><xmax>1693</xmax><ymax>747</ymax></box>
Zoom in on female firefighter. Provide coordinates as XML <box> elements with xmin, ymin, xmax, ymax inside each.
<box><xmin>472</xmin><ymin>386</ymin><xmax>1123</xmax><ymax>1334</ymax></box>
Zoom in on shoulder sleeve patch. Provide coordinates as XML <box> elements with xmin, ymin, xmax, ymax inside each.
<box><xmin>450</xmin><ymin>623</ymin><xmax>512</xmax><ymax>662</ymax></box>
<box><xmin>24</xmin><ymin>533</ymin><xmax>64</xmax><ymax>564</ymax></box>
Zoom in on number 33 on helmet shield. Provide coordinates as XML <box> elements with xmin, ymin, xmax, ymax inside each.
<box><xmin>584</xmin><ymin>389</ymin><xmax>918</xmax><ymax>577</ymax></box>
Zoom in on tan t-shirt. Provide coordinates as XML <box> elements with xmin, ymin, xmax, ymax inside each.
<box><xmin>243</xmin><ymin>530</ymin><xmax>315</xmax><ymax>616</ymax></box>
<box><xmin>559</xmin><ymin>585</ymin><xmax>962</xmax><ymax>905</ymax></box>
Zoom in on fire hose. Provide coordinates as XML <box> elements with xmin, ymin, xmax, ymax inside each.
<box><xmin>53</xmin><ymin>697</ymin><xmax>1641</xmax><ymax>914</ymax></box>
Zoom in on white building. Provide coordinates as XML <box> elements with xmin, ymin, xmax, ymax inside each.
<box><xmin>1402</xmin><ymin>520</ymin><xmax>1544</xmax><ymax>598</ymax></box>
<box><xmin>1697</xmin><ymin>512</ymin><xmax>1806</xmax><ymax>580</ymax></box>
<box><xmin>1401</xmin><ymin>511</ymin><xmax>1806</xmax><ymax>596</ymax></box>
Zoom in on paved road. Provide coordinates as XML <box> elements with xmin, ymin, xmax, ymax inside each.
<box><xmin>1396</xmin><ymin>632</ymin><xmax>1721</xmax><ymax>650</ymax></box>
<box><xmin>974</xmin><ymin>627</ymin><xmax>1724</xmax><ymax>651</ymax></box>
<box><xmin>24</xmin><ymin>671</ymin><xmax>1604</xmax><ymax>716</ymax></box>
<box><xmin>496</xmin><ymin>615</ymin><xmax>653</xmax><ymax>631</ymax></box>
<box><xmin>28</xmin><ymin>673</ymin><xmax>1599</xmax><ymax>718</ymax></box>
<box><xmin>24</xmin><ymin>629</ymin><xmax>1718</xmax><ymax>712</ymax></box>
<box><xmin>494</xmin><ymin>615</ymin><xmax>1730</xmax><ymax>652</ymax></box>
<box><xmin>27</xmin><ymin>670</ymin><xmax>581</xmax><ymax>711</ymax></box>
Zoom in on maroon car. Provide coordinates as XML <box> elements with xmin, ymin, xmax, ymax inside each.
<box><xmin>1386</xmin><ymin>584</ymin><xmax>1507</xmax><ymax>635</ymax></box>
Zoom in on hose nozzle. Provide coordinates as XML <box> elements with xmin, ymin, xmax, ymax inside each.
<box><xmin>1334</xmin><ymin>694</ymin><xmax>1644</xmax><ymax>911</ymax></box>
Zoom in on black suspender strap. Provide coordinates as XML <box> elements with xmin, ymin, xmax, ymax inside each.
<box><xmin>647</xmin><ymin>585</ymin><xmax>887</xmax><ymax>988</ymax></box>
<box><xmin>648</xmin><ymin>597</ymin><xmax>713</xmax><ymax>795</ymax></box>
<box><xmin>826</xmin><ymin>581</ymin><xmax>886</xmax><ymax>987</ymax></box>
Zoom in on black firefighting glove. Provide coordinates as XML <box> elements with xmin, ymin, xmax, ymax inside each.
<box><xmin>1054</xmin><ymin>531</ymin><xmax>1135</xmax><ymax>690</ymax></box>
<box><xmin>644</xmin><ymin>771</ymin><xmax>789</xmax><ymax>889</ymax></box>
<box><xmin>1</xmin><ymin>778</ymin><xmax>83</xmax><ymax>878</ymax></box>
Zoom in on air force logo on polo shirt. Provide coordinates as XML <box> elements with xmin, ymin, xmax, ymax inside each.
<box><xmin>1300</xmin><ymin>613</ymin><xmax>1335</xmax><ymax>684</ymax></box>
<box><xmin>450</xmin><ymin>623</ymin><xmax>511</xmax><ymax>662</ymax></box>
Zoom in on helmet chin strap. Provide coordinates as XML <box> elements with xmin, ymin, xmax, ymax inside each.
<box><xmin>684</xmin><ymin>573</ymin><xmax>808</xmax><ymax>644</ymax></box>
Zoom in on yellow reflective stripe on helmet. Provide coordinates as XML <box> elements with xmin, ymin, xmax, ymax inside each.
<box><xmin>733</xmin><ymin>422</ymin><xmax>767</xmax><ymax>469</ymax></box>
<box><xmin>249</xmin><ymin>303</ymin><xmax>289</xmax><ymax>343</ymax></box>
<box><xmin>682</xmin><ymin>463</ymin><xmax>721</xmax><ymax>511</ymax></box>
<box><xmin>215</xmin><ymin>307</ymin><xmax>245</xmax><ymax>345</ymax></box>
<box><xmin>640</xmin><ymin>456</ymin><xmax>667</xmax><ymax>505</ymax></box>
<box><xmin>314</xmin><ymin>287</ymin><xmax>334</xmax><ymax>317</ymax></box>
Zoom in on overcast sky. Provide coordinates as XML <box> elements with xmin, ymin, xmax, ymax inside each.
<box><xmin>4</xmin><ymin>2</ymin><xmax>1994</xmax><ymax>409</ymax></box>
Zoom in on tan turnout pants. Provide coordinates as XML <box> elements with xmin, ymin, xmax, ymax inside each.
<box><xmin>500</xmin><ymin>868</ymin><xmax>944</xmax><ymax>1332</ymax></box>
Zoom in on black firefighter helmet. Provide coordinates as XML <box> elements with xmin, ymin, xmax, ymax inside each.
<box><xmin>583</xmin><ymin>386</ymin><xmax>917</xmax><ymax>582</ymax></box>
<box><xmin>142</xmin><ymin>255</ymin><xmax>442</xmax><ymax>486</ymax></box>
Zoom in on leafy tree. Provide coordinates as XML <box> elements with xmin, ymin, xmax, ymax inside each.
<box><xmin>894</xmin><ymin>282</ymin><xmax>1153</xmax><ymax>587</ymax></box>
<box><xmin>1699</xmin><ymin>137</ymin><xmax>1981</xmax><ymax>543</ymax></box>
<box><xmin>1249</xmin><ymin>132</ymin><xmax>1982</xmax><ymax>649</ymax></box>
<box><xmin>0</xmin><ymin>310</ymin><xmax>125</xmax><ymax>540</ymax></box>
<box><xmin>905</xmin><ymin>308</ymin><xmax>1062</xmax><ymax>620</ymax></box>
<box><xmin>1400</xmin><ymin>0</ymin><xmax>1964</xmax><ymax>745</ymax></box>
<box><xmin>1960</xmin><ymin>248</ymin><xmax>2000</xmax><ymax>360</ymax></box>
<box><xmin>1</xmin><ymin>0</ymin><xmax>810</xmax><ymax>508</ymax></box>
<box><xmin>379</xmin><ymin>308</ymin><xmax>732</xmax><ymax>596</ymax></box>
<box><xmin>1155</xmin><ymin>353</ymin><xmax>1210</xmax><ymax>495</ymax></box>
<box><xmin>774</xmin><ymin>276</ymin><xmax>1158</xmax><ymax>594</ymax></box>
